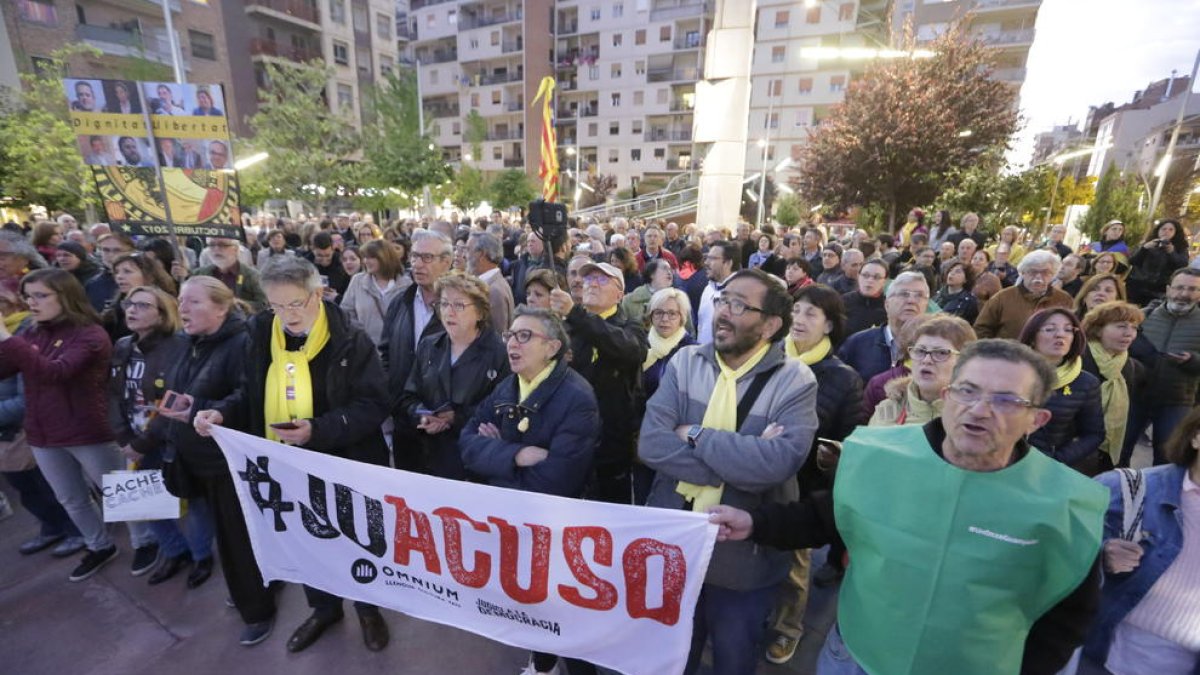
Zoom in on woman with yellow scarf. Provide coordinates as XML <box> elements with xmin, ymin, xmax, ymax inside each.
<box><xmin>1080</xmin><ymin>302</ymin><xmax>1146</xmax><ymax>472</ymax></box>
<box><xmin>641</xmin><ymin>287</ymin><xmax>697</xmax><ymax>400</ymax></box>
<box><xmin>1018</xmin><ymin>308</ymin><xmax>1106</xmax><ymax>474</ymax></box>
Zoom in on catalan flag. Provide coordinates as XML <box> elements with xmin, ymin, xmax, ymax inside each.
<box><xmin>532</xmin><ymin>76</ymin><xmax>559</xmax><ymax>203</ymax></box>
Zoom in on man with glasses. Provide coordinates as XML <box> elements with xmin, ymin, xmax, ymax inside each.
<box><xmin>380</xmin><ymin>230</ymin><xmax>451</xmax><ymax>470</ymax></box>
<box><xmin>1120</xmin><ymin>267</ymin><xmax>1200</xmax><ymax>466</ymax></box>
<box><xmin>192</xmin><ymin>237</ymin><xmax>268</xmax><ymax>312</ymax></box>
<box><xmin>838</xmin><ymin>271</ymin><xmax>929</xmax><ymax>383</ymax></box>
<box><xmin>641</xmin><ymin>267</ymin><xmax>818</xmax><ymax>675</ymax></box>
<box><xmin>697</xmin><ymin>240</ymin><xmax>741</xmax><ymax>345</ymax></box>
<box><xmin>710</xmin><ymin>339</ymin><xmax>1107</xmax><ymax>675</ymax></box>
<box><xmin>974</xmin><ymin>250</ymin><xmax>1073</xmax><ymax>339</ymax></box>
<box><xmin>842</xmin><ymin>258</ymin><xmax>889</xmax><ymax>335</ymax></box>
<box><xmin>549</xmin><ymin>261</ymin><xmax>647</xmax><ymax>504</ymax></box>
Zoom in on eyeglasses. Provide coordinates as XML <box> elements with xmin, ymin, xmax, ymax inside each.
<box><xmin>503</xmin><ymin>329</ymin><xmax>552</xmax><ymax>344</ymax></box>
<box><xmin>438</xmin><ymin>300</ymin><xmax>470</xmax><ymax>313</ymax></box>
<box><xmin>1024</xmin><ymin>268</ymin><xmax>1055</xmax><ymax>279</ymax></box>
<box><xmin>908</xmin><ymin>346</ymin><xmax>959</xmax><ymax>363</ymax></box>
<box><xmin>21</xmin><ymin>291</ymin><xmax>54</xmax><ymax>302</ymax></box>
<box><xmin>714</xmin><ymin>296</ymin><xmax>763</xmax><ymax>316</ymax></box>
<box><xmin>411</xmin><ymin>252</ymin><xmax>448</xmax><ymax>264</ymax></box>
<box><xmin>582</xmin><ymin>274</ymin><xmax>614</xmax><ymax>287</ymax></box>
<box><xmin>890</xmin><ymin>290</ymin><xmax>928</xmax><ymax>301</ymax></box>
<box><xmin>267</xmin><ymin>295</ymin><xmax>313</xmax><ymax>314</ymax></box>
<box><xmin>120</xmin><ymin>300</ymin><xmax>157</xmax><ymax>312</ymax></box>
<box><xmin>1038</xmin><ymin>325</ymin><xmax>1078</xmax><ymax>336</ymax></box>
<box><xmin>651</xmin><ymin>309</ymin><xmax>681</xmax><ymax>320</ymax></box>
<box><xmin>945</xmin><ymin>384</ymin><xmax>1034</xmax><ymax>414</ymax></box>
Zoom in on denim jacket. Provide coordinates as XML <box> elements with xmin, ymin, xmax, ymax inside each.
<box><xmin>1084</xmin><ymin>464</ymin><xmax>1200</xmax><ymax>672</ymax></box>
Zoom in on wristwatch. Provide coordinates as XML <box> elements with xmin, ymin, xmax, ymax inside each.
<box><xmin>686</xmin><ymin>425</ymin><xmax>704</xmax><ymax>448</ymax></box>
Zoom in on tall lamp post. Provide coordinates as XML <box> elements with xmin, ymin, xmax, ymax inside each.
<box><xmin>1148</xmin><ymin>48</ymin><xmax>1200</xmax><ymax>224</ymax></box>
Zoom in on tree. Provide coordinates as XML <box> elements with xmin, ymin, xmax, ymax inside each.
<box><xmin>465</xmin><ymin>110</ymin><xmax>487</xmax><ymax>162</ymax></box>
<box><xmin>488</xmin><ymin>169</ymin><xmax>537</xmax><ymax>210</ymax></box>
<box><xmin>361</xmin><ymin>72</ymin><xmax>450</xmax><ymax>200</ymax></box>
<box><xmin>1083</xmin><ymin>165</ymin><xmax>1145</xmax><ymax>240</ymax></box>
<box><xmin>245</xmin><ymin>60</ymin><xmax>361</xmax><ymax>209</ymax></box>
<box><xmin>1155</xmin><ymin>158</ymin><xmax>1199</xmax><ymax>221</ymax></box>
<box><xmin>450</xmin><ymin>165</ymin><xmax>487</xmax><ymax>212</ymax></box>
<box><xmin>0</xmin><ymin>45</ymin><xmax>102</xmax><ymax>214</ymax></box>
<box><xmin>774</xmin><ymin>193</ymin><xmax>803</xmax><ymax>229</ymax></box>
<box><xmin>797</xmin><ymin>22</ymin><xmax>1019</xmax><ymax>232</ymax></box>
<box><xmin>933</xmin><ymin>158</ymin><xmax>1051</xmax><ymax>232</ymax></box>
<box><xmin>1046</xmin><ymin>174</ymin><xmax>1096</xmax><ymax>223</ymax></box>
<box><xmin>581</xmin><ymin>173</ymin><xmax>617</xmax><ymax>208</ymax></box>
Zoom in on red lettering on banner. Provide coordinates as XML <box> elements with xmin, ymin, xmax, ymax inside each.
<box><xmin>488</xmin><ymin>516</ymin><xmax>551</xmax><ymax>604</ymax></box>
<box><xmin>558</xmin><ymin>526</ymin><xmax>618</xmax><ymax>611</ymax></box>
<box><xmin>385</xmin><ymin>496</ymin><xmax>442</xmax><ymax>574</ymax></box>
<box><xmin>623</xmin><ymin>538</ymin><xmax>686</xmax><ymax>626</ymax></box>
<box><xmin>433</xmin><ymin>507</ymin><xmax>492</xmax><ymax>588</ymax></box>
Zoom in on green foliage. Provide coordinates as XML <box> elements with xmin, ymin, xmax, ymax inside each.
<box><xmin>774</xmin><ymin>193</ymin><xmax>803</xmax><ymax>229</ymax></box>
<box><xmin>797</xmin><ymin>22</ymin><xmax>1020</xmax><ymax>231</ymax></box>
<box><xmin>450</xmin><ymin>165</ymin><xmax>487</xmax><ymax>212</ymax></box>
<box><xmin>1045</xmin><ymin>174</ymin><xmax>1095</xmax><ymax>223</ymax></box>
<box><xmin>488</xmin><ymin>169</ymin><xmax>536</xmax><ymax>210</ymax></box>
<box><xmin>465</xmin><ymin>110</ymin><xmax>486</xmax><ymax>161</ymax></box>
<box><xmin>1083</xmin><ymin>165</ymin><xmax>1145</xmax><ymax>240</ymax></box>
<box><xmin>361</xmin><ymin>72</ymin><xmax>450</xmax><ymax>198</ymax></box>
<box><xmin>246</xmin><ymin>60</ymin><xmax>361</xmax><ymax>208</ymax></box>
<box><xmin>933</xmin><ymin>158</ymin><xmax>1050</xmax><ymax>231</ymax></box>
<box><xmin>0</xmin><ymin>45</ymin><xmax>102</xmax><ymax>213</ymax></box>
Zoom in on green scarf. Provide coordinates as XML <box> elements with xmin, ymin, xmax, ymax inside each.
<box><xmin>1087</xmin><ymin>341</ymin><xmax>1129</xmax><ymax>465</ymax></box>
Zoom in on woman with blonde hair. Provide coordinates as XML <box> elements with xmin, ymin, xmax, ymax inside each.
<box><xmin>987</xmin><ymin>225</ymin><xmax>1027</xmax><ymax>265</ymax></box>
<box><xmin>1080</xmin><ymin>301</ymin><xmax>1145</xmax><ymax>470</ymax></box>
<box><xmin>870</xmin><ymin>315</ymin><xmax>976</xmax><ymax>427</ymax></box>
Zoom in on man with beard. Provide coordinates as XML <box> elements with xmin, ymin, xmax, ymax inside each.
<box><xmin>974</xmin><ymin>250</ymin><xmax>1073</xmax><ymax>340</ymax></box>
<box><xmin>640</xmin><ymin>267</ymin><xmax>817</xmax><ymax>675</ymax></box>
<box><xmin>191</xmin><ymin>236</ymin><xmax>268</xmax><ymax>312</ymax></box>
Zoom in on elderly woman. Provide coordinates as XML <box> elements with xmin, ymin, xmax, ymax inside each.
<box><xmin>970</xmin><ymin>249</ymin><xmax>991</xmax><ymax>277</ymax></box>
<box><xmin>397</xmin><ymin>274</ymin><xmax>508</xmax><ymax>479</ymax></box>
<box><xmin>621</xmin><ymin>259</ymin><xmax>680</xmax><ymax>329</ymax></box>
<box><xmin>460</xmin><ymin>306</ymin><xmax>600</xmax><ymax>675</ymax></box>
<box><xmin>340</xmin><ymin>239</ymin><xmax>410</xmax><ymax>345</ymax></box>
<box><xmin>1017</xmin><ymin>308</ymin><xmax>1105</xmax><ymax>472</ymax></box>
<box><xmin>933</xmin><ymin>260</ymin><xmax>979</xmax><ymax>324</ymax></box>
<box><xmin>1083</xmin><ymin>409</ymin><xmax>1200</xmax><ymax>673</ymax></box>
<box><xmin>1080</xmin><ymin>301</ymin><xmax>1146</xmax><ymax>470</ymax></box>
<box><xmin>870</xmin><ymin>315</ymin><xmax>976</xmax><ymax>427</ymax></box>
<box><xmin>642</xmin><ymin>287</ymin><xmax>696</xmax><ymax>401</ymax></box>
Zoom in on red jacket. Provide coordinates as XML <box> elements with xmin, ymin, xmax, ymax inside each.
<box><xmin>0</xmin><ymin>321</ymin><xmax>114</xmax><ymax>447</ymax></box>
<box><xmin>636</xmin><ymin>247</ymin><xmax>679</xmax><ymax>272</ymax></box>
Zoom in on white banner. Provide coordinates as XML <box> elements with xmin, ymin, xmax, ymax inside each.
<box><xmin>102</xmin><ymin>469</ymin><xmax>181</xmax><ymax>522</ymax></box>
<box><xmin>210</xmin><ymin>427</ymin><xmax>716</xmax><ymax>675</ymax></box>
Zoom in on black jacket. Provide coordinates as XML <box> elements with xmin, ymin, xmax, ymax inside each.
<box><xmin>564</xmin><ymin>304</ymin><xmax>648</xmax><ymax>469</ymax></box>
<box><xmin>749</xmin><ymin>420</ymin><xmax>1101</xmax><ymax>675</ymax></box>
<box><xmin>397</xmin><ymin>329</ymin><xmax>510</xmax><ymax>479</ymax></box>
<box><xmin>841</xmin><ymin>291</ymin><xmax>886</xmax><ymax>336</ymax></box>
<box><xmin>166</xmin><ymin>314</ymin><xmax>250</xmax><ymax>476</ymax></box>
<box><xmin>380</xmin><ymin>283</ymin><xmax>445</xmax><ymax>415</ymax></box>
<box><xmin>676</xmin><ymin>269</ymin><xmax>709</xmax><ymax>329</ymax></box>
<box><xmin>109</xmin><ymin>330</ymin><xmax>190</xmax><ymax>464</ymax></box>
<box><xmin>933</xmin><ymin>288</ymin><xmax>980</xmax><ymax>325</ymax></box>
<box><xmin>1080</xmin><ymin>346</ymin><xmax>1145</xmax><ymax>402</ymax></box>
<box><xmin>797</xmin><ymin>354</ymin><xmax>866</xmax><ymax>494</ymax></box>
<box><xmin>1127</xmin><ymin>244</ymin><xmax>1188</xmax><ymax>303</ymax></box>
<box><xmin>236</xmin><ymin>301</ymin><xmax>390</xmax><ymax>467</ymax></box>
<box><xmin>1028</xmin><ymin>369</ymin><xmax>1104</xmax><ymax>467</ymax></box>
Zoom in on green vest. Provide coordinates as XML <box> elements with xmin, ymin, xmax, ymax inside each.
<box><xmin>833</xmin><ymin>425</ymin><xmax>1106</xmax><ymax>675</ymax></box>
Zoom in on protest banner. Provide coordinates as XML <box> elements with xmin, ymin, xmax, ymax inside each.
<box><xmin>102</xmin><ymin>470</ymin><xmax>180</xmax><ymax>522</ymax></box>
<box><xmin>210</xmin><ymin>426</ymin><xmax>716</xmax><ymax>675</ymax></box>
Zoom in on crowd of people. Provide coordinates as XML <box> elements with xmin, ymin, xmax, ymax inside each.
<box><xmin>0</xmin><ymin>206</ymin><xmax>1198</xmax><ymax>675</ymax></box>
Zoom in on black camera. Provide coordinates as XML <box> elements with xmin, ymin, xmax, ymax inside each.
<box><xmin>527</xmin><ymin>198</ymin><xmax>568</xmax><ymax>260</ymax></box>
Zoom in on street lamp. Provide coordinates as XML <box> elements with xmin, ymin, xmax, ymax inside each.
<box><xmin>233</xmin><ymin>151</ymin><xmax>268</xmax><ymax>171</ymax></box>
<box><xmin>755</xmin><ymin>137</ymin><xmax>769</xmax><ymax>230</ymax></box>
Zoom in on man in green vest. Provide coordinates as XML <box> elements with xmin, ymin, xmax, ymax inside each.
<box><xmin>710</xmin><ymin>339</ymin><xmax>1107</xmax><ymax>675</ymax></box>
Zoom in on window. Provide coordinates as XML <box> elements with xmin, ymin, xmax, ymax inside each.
<box><xmin>764</xmin><ymin>112</ymin><xmax>778</xmax><ymax>129</ymax></box>
<box><xmin>189</xmin><ymin>30</ymin><xmax>216</xmax><ymax>60</ymax></box>
<box><xmin>352</xmin><ymin>5</ymin><xmax>368</xmax><ymax>32</ymax></box>
<box><xmin>612</xmin><ymin>32</ymin><xmax>622</xmax><ymax>47</ymax></box>
<box><xmin>429</xmin><ymin>69</ymin><xmax>439</xmax><ymax>84</ymax></box>
<box><xmin>795</xmin><ymin>109</ymin><xmax>812</xmax><ymax>127</ymax></box>
<box><xmin>774</xmin><ymin>10</ymin><xmax>789</xmax><ymax>28</ymax></box>
<box><xmin>608</xmin><ymin>149</ymin><xmax>619</xmax><ymax>162</ymax></box>
<box><xmin>426</xmin><ymin>13</ymin><xmax>435</xmax><ymax>26</ymax></box>
<box><xmin>492</xmin><ymin>90</ymin><xmax>501</xmax><ymax>104</ymax></box>
<box><xmin>830</xmin><ymin>75</ymin><xmax>846</xmax><ymax>92</ymax></box>
<box><xmin>588</xmin><ymin>122</ymin><xmax>598</xmax><ymax>137</ymax></box>
<box><xmin>610</xmin><ymin>121</ymin><xmax>619</xmax><ymax>135</ymax></box>
<box><xmin>470</xmin><ymin>93</ymin><xmax>479</xmax><ymax>106</ymax></box>
<box><xmin>633</xmin><ymin>91</ymin><xmax>644</xmax><ymax>106</ymax></box>
<box><xmin>329</xmin><ymin>0</ymin><xmax>345</xmax><ymax>24</ymax></box>
<box><xmin>611</xmin><ymin>93</ymin><xmax>620</xmax><ymax>107</ymax></box>
<box><xmin>635</xmin><ymin>29</ymin><xmax>646</xmax><ymax>45</ymax></box>
<box><xmin>635</xmin><ymin>60</ymin><xmax>645</xmax><ymax>75</ymax></box>
<box><xmin>448</xmin><ymin>9</ymin><xmax>456</xmax><ymax>24</ymax></box>
<box><xmin>493</xmin><ymin>147</ymin><xmax>503</xmax><ymax>160</ymax></box>
<box><xmin>631</xmin><ymin>148</ymin><xmax>641</xmax><ymax>161</ymax></box>
<box><xmin>490</xmin><ymin>31</ymin><xmax>500</xmax><ymax>46</ymax></box>
<box><xmin>839</xmin><ymin>2</ymin><xmax>855</xmax><ymax>20</ymax></box>
<box><xmin>376</xmin><ymin>13</ymin><xmax>390</xmax><ymax>39</ymax></box>
<box><xmin>767</xmin><ymin>146</ymin><xmax>776</xmax><ymax>161</ymax></box>
<box><xmin>613</xmin><ymin>3</ymin><xmax>623</xmax><ymax>18</ymax></box>
<box><xmin>17</xmin><ymin>0</ymin><xmax>56</xmax><ymax>25</ymax></box>
<box><xmin>654</xmin><ymin>148</ymin><xmax>665</xmax><ymax>159</ymax></box>
<box><xmin>337</xmin><ymin>83</ymin><xmax>353</xmax><ymax>111</ymax></box>
<box><xmin>590</xmin><ymin>7</ymin><xmax>600</xmax><ymax>20</ymax></box>
<box><xmin>332</xmin><ymin>40</ymin><xmax>350</xmax><ymax>65</ymax></box>
<box><xmin>611</xmin><ymin>63</ymin><xmax>622</xmax><ymax>78</ymax></box>
<box><xmin>659</xmin><ymin>26</ymin><xmax>671</xmax><ymax>42</ymax></box>
<box><xmin>380</xmin><ymin>55</ymin><xmax>394</xmax><ymax>76</ymax></box>
<box><xmin>469</xmin><ymin>38</ymin><xmax>479</xmax><ymax>49</ymax></box>
<box><xmin>631</xmin><ymin>120</ymin><xmax>643</xmax><ymax>134</ymax></box>
<box><xmin>657</xmin><ymin>88</ymin><xmax>668</xmax><ymax>104</ymax></box>
<box><xmin>806</xmin><ymin>6</ymin><xmax>820</xmax><ymax>23</ymax></box>
<box><xmin>452</xmin><ymin>121</ymin><xmax>461</xmax><ymax>135</ymax></box>
<box><xmin>588</xmin><ymin>65</ymin><xmax>599</xmax><ymax>80</ymax></box>
<box><xmin>798</xmin><ymin>77</ymin><xmax>813</xmax><ymax>94</ymax></box>
<box><xmin>769</xmin><ymin>79</ymin><xmax>782</xmax><ymax>97</ymax></box>
<box><xmin>771</xmin><ymin>46</ymin><xmax>785</xmax><ymax>63</ymax></box>
<box><xmin>431</xmin><ymin>123</ymin><xmax>440</xmax><ymax>137</ymax></box>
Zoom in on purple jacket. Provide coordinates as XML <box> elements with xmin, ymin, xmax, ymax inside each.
<box><xmin>0</xmin><ymin>321</ymin><xmax>114</xmax><ymax>447</ymax></box>
<box><xmin>864</xmin><ymin>364</ymin><xmax>909</xmax><ymax>419</ymax></box>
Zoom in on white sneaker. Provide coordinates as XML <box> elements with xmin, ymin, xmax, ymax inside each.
<box><xmin>518</xmin><ymin>662</ymin><xmax>558</xmax><ymax>675</ymax></box>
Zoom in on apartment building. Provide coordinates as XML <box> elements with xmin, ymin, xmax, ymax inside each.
<box><xmin>1086</xmin><ymin>76</ymin><xmax>1199</xmax><ymax>178</ymax></box>
<box><xmin>894</xmin><ymin>0</ymin><xmax>1040</xmax><ymax>90</ymax></box>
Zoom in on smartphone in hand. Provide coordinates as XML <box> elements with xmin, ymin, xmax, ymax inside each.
<box><xmin>270</xmin><ymin>421</ymin><xmax>300</xmax><ymax>431</ymax></box>
<box><xmin>158</xmin><ymin>390</ymin><xmax>181</xmax><ymax>411</ymax></box>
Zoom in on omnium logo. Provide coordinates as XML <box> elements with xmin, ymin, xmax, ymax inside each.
<box><xmin>351</xmin><ymin>558</ymin><xmax>379</xmax><ymax>584</ymax></box>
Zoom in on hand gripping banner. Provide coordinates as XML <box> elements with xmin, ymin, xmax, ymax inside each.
<box><xmin>210</xmin><ymin>427</ymin><xmax>716</xmax><ymax>675</ymax></box>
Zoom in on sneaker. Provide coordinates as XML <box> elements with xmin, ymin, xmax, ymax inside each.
<box><xmin>51</xmin><ymin>536</ymin><xmax>87</xmax><ymax>558</ymax></box>
<box><xmin>239</xmin><ymin>617</ymin><xmax>274</xmax><ymax>647</ymax></box>
<box><xmin>130</xmin><ymin>544</ymin><xmax>160</xmax><ymax>576</ymax></box>
<box><xmin>766</xmin><ymin>634</ymin><xmax>800</xmax><ymax>664</ymax></box>
<box><xmin>0</xmin><ymin>493</ymin><xmax>12</xmax><ymax>521</ymax></box>
<box><xmin>19</xmin><ymin>533</ymin><xmax>65</xmax><ymax>555</ymax></box>
<box><xmin>518</xmin><ymin>659</ymin><xmax>558</xmax><ymax>675</ymax></box>
<box><xmin>69</xmin><ymin>546</ymin><xmax>118</xmax><ymax>582</ymax></box>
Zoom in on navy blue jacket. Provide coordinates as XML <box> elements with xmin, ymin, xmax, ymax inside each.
<box><xmin>1028</xmin><ymin>369</ymin><xmax>1104</xmax><ymax>467</ymax></box>
<box><xmin>460</xmin><ymin>359</ymin><xmax>600</xmax><ymax>497</ymax></box>
<box><xmin>641</xmin><ymin>332</ymin><xmax>696</xmax><ymax>402</ymax></box>
<box><xmin>836</xmin><ymin>325</ymin><xmax>894</xmax><ymax>384</ymax></box>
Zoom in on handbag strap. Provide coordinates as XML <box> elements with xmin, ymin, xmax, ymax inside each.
<box><xmin>736</xmin><ymin>363</ymin><xmax>782</xmax><ymax>431</ymax></box>
<box><xmin>1116</xmin><ymin>467</ymin><xmax>1146</xmax><ymax>541</ymax></box>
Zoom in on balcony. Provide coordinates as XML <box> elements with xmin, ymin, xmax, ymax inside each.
<box><xmin>973</xmin><ymin>0</ymin><xmax>1041</xmax><ymax>11</ymax></box>
<box><xmin>645</xmin><ymin>129</ymin><xmax>693</xmax><ymax>142</ymax></box>
<box><xmin>412</xmin><ymin>0</ymin><xmax>455</xmax><ymax>7</ymax></box>
<box><xmin>503</xmin><ymin>157</ymin><xmax>525</xmax><ymax>168</ymax></box>
<box><xmin>669</xmin><ymin>99</ymin><xmax>695</xmax><ymax>112</ymax></box>
<box><xmin>649</xmin><ymin>1</ymin><xmax>709</xmax><ymax>21</ymax></box>
<box><xmin>486</xmin><ymin>129</ymin><xmax>524</xmax><ymax>141</ymax></box>
<box><xmin>558</xmin><ymin>20</ymin><xmax>578</xmax><ymax>34</ymax></box>
<box><xmin>424</xmin><ymin>103</ymin><xmax>460</xmax><ymax>118</ymax></box>
<box><xmin>459</xmin><ymin>12</ymin><xmax>522</xmax><ymax>31</ymax></box>
<box><xmin>992</xmin><ymin>66</ymin><xmax>1028</xmax><ymax>82</ymax></box>
<box><xmin>396</xmin><ymin>20</ymin><xmax>413</xmax><ymax>40</ymax></box>
<box><xmin>647</xmin><ymin>67</ymin><xmax>700</xmax><ymax>83</ymax></box>
<box><xmin>556</xmin><ymin>48</ymin><xmax>599</xmax><ymax>69</ymax></box>
<box><xmin>75</xmin><ymin>24</ymin><xmax>174</xmax><ymax>64</ymax></box>
<box><xmin>244</xmin><ymin>0</ymin><xmax>320</xmax><ymax>29</ymax></box>
<box><xmin>418</xmin><ymin>48</ymin><xmax>458</xmax><ymax>64</ymax></box>
<box><xmin>673</xmin><ymin>35</ymin><xmax>704</xmax><ymax>50</ymax></box>
<box><xmin>505</xmin><ymin>100</ymin><xmax>523</xmax><ymax>111</ymax></box>
<box><xmin>248</xmin><ymin>37</ymin><xmax>321</xmax><ymax>63</ymax></box>
<box><xmin>501</xmin><ymin>40</ymin><xmax>522</xmax><ymax>54</ymax></box>
<box><xmin>978</xmin><ymin>28</ymin><xmax>1035</xmax><ymax>47</ymax></box>
<box><xmin>470</xmin><ymin>71</ymin><xmax>524</xmax><ymax>86</ymax></box>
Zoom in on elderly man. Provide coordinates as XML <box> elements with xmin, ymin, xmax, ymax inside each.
<box><xmin>0</xmin><ymin>232</ymin><xmax>46</xmax><ymax>295</ymax></box>
<box><xmin>948</xmin><ymin>212</ymin><xmax>986</xmax><ymax>249</ymax></box>
<box><xmin>831</xmin><ymin>249</ymin><xmax>864</xmax><ymax>295</ymax></box>
<box><xmin>192</xmin><ymin>237</ymin><xmax>268</xmax><ymax>312</ymax></box>
<box><xmin>842</xmin><ymin>258</ymin><xmax>889</xmax><ymax>335</ymax></box>
<box><xmin>664</xmin><ymin>221</ymin><xmax>686</xmax><ymax>258</ymax></box>
<box><xmin>467</xmin><ymin>231</ymin><xmax>514</xmax><ymax>332</ymax></box>
<box><xmin>1046</xmin><ymin>224</ymin><xmax>1072</xmax><ymax>259</ymax></box>
<box><xmin>710</xmin><ymin>339</ymin><xmax>1106</xmax><ymax>675</ymax></box>
<box><xmin>638</xmin><ymin>225</ymin><xmax>679</xmax><ymax>271</ymax></box>
<box><xmin>957</xmin><ymin>237</ymin><xmax>979</xmax><ymax>266</ymax></box>
<box><xmin>837</xmin><ymin>271</ymin><xmax>929</xmax><ymax>383</ymax></box>
<box><xmin>974</xmin><ymin>250</ymin><xmax>1073</xmax><ymax>340</ymax></box>
<box><xmin>641</xmin><ymin>267</ymin><xmax>817</xmax><ymax>675</ymax></box>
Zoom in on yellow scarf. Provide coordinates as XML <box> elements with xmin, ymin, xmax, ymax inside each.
<box><xmin>592</xmin><ymin>305</ymin><xmax>617</xmax><ymax>363</ymax></box>
<box><xmin>1055</xmin><ymin>356</ymin><xmax>1083</xmax><ymax>396</ymax></box>
<box><xmin>643</xmin><ymin>327</ymin><xmax>688</xmax><ymax>371</ymax></box>
<box><xmin>264</xmin><ymin>301</ymin><xmax>330</xmax><ymax>442</ymax></box>
<box><xmin>518</xmin><ymin>360</ymin><xmax>556</xmax><ymax>404</ymax></box>
<box><xmin>1087</xmin><ymin>341</ymin><xmax>1130</xmax><ymax>464</ymax></box>
<box><xmin>785</xmin><ymin>335</ymin><xmax>831</xmax><ymax>365</ymax></box>
<box><xmin>676</xmin><ymin>342</ymin><xmax>772</xmax><ymax>512</ymax></box>
<box><xmin>4</xmin><ymin>311</ymin><xmax>29</xmax><ymax>335</ymax></box>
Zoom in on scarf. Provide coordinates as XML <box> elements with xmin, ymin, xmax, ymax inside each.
<box><xmin>785</xmin><ymin>335</ymin><xmax>831</xmax><ymax>365</ymax></box>
<box><xmin>518</xmin><ymin>360</ymin><xmax>556</xmax><ymax>404</ymax></box>
<box><xmin>1055</xmin><ymin>356</ymin><xmax>1083</xmax><ymax>396</ymax></box>
<box><xmin>643</xmin><ymin>326</ymin><xmax>688</xmax><ymax>371</ymax></box>
<box><xmin>676</xmin><ymin>342</ymin><xmax>772</xmax><ymax>512</ymax></box>
<box><xmin>3</xmin><ymin>311</ymin><xmax>29</xmax><ymax>335</ymax></box>
<box><xmin>264</xmin><ymin>301</ymin><xmax>330</xmax><ymax>442</ymax></box>
<box><xmin>591</xmin><ymin>305</ymin><xmax>617</xmax><ymax>362</ymax></box>
<box><xmin>1088</xmin><ymin>341</ymin><xmax>1130</xmax><ymax>464</ymax></box>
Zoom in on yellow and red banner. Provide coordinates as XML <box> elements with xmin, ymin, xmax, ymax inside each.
<box><xmin>532</xmin><ymin>76</ymin><xmax>559</xmax><ymax>203</ymax></box>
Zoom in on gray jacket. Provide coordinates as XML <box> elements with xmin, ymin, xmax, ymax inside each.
<box><xmin>1141</xmin><ymin>304</ymin><xmax>1200</xmax><ymax>405</ymax></box>
<box><xmin>639</xmin><ymin>341</ymin><xmax>818</xmax><ymax>591</ymax></box>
